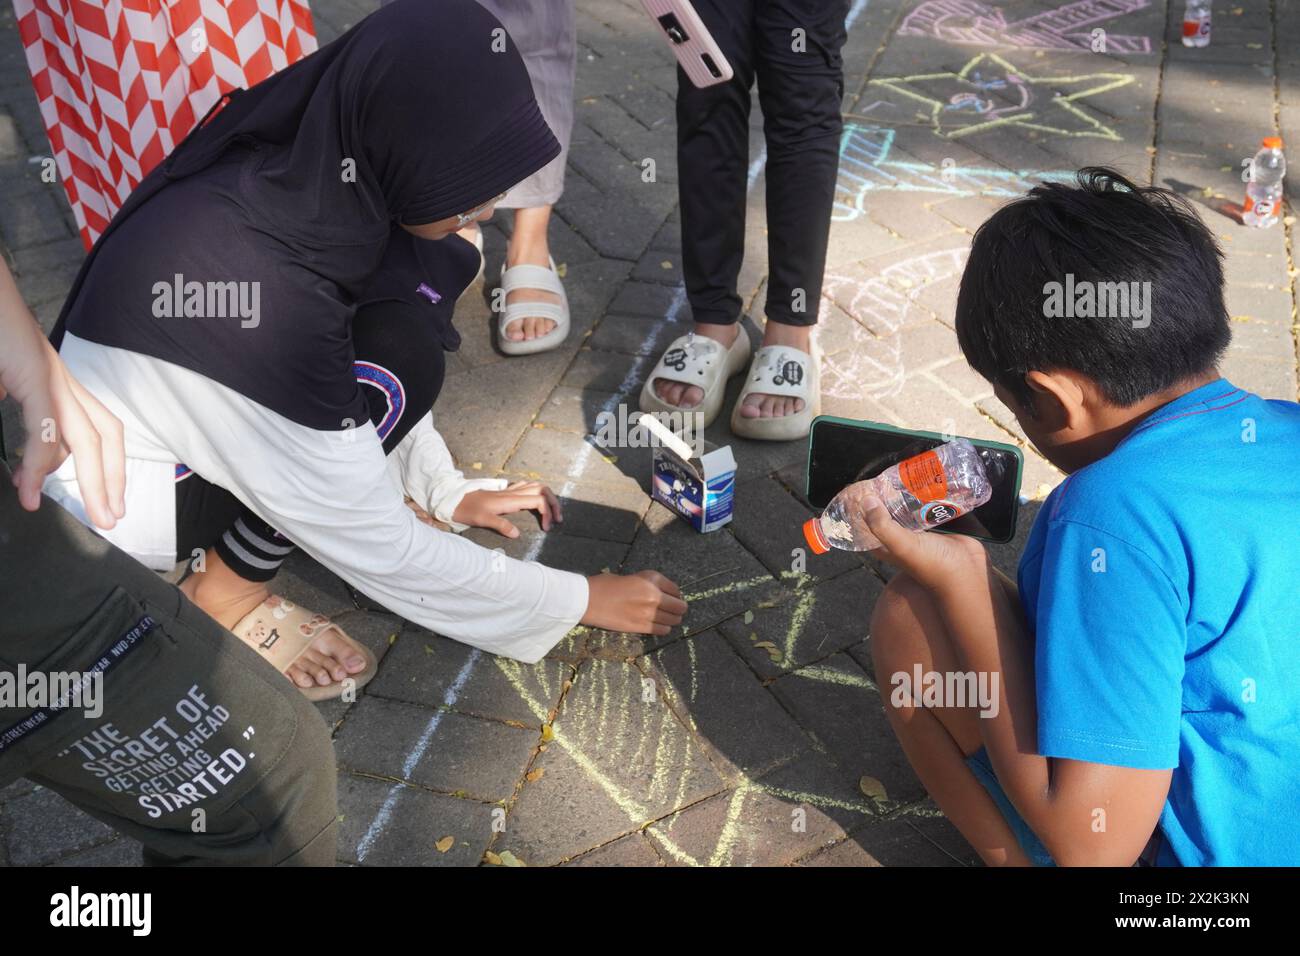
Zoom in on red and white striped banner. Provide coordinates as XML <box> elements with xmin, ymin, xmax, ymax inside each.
<box><xmin>14</xmin><ymin>0</ymin><xmax>317</xmax><ymax>249</ymax></box>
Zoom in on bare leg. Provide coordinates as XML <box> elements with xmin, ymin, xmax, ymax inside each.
<box><xmin>503</xmin><ymin>205</ymin><xmax>561</xmax><ymax>342</ymax></box>
<box><xmin>181</xmin><ymin>549</ymin><xmax>368</xmax><ymax>690</ymax></box>
<box><xmin>870</xmin><ymin>570</ymin><xmax>1032</xmax><ymax>866</ymax></box>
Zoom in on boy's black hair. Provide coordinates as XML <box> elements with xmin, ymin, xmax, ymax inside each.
<box><xmin>955</xmin><ymin>167</ymin><xmax>1230</xmax><ymax>413</ymax></box>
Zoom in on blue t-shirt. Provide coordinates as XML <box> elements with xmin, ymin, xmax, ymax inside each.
<box><xmin>1018</xmin><ymin>378</ymin><xmax>1300</xmax><ymax>866</ymax></box>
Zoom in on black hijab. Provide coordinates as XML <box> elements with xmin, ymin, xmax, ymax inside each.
<box><xmin>54</xmin><ymin>0</ymin><xmax>559</xmax><ymax>431</ymax></box>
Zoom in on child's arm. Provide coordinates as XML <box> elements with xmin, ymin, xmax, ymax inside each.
<box><xmin>859</xmin><ymin>498</ymin><xmax>1173</xmax><ymax>865</ymax></box>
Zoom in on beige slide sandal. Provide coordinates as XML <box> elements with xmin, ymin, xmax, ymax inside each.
<box><xmin>729</xmin><ymin>342</ymin><xmax>822</xmax><ymax>442</ymax></box>
<box><xmin>231</xmin><ymin>596</ymin><xmax>377</xmax><ymax>702</ymax></box>
<box><xmin>638</xmin><ymin>328</ymin><xmax>751</xmax><ymax>429</ymax></box>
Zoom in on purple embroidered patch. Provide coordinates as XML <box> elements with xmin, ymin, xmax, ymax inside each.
<box><xmin>416</xmin><ymin>282</ymin><xmax>442</xmax><ymax>304</ymax></box>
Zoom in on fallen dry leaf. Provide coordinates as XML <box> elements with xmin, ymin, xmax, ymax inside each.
<box><xmin>484</xmin><ymin>850</ymin><xmax>503</xmax><ymax>865</ymax></box>
<box><xmin>859</xmin><ymin>775</ymin><xmax>888</xmax><ymax>803</ymax></box>
<box><xmin>525</xmin><ymin>768</ymin><xmax>545</xmax><ymax>783</ymax></box>
<box><xmin>436</xmin><ymin>836</ymin><xmax>455</xmax><ymax>853</ymax></box>
<box><xmin>498</xmin><ymin>850</ymin><xmax>526</xmax><ymax>867</ymax></box>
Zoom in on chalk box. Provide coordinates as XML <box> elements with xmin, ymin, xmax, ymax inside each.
<box><xmin>650</xmin><ymin>441</ymin><xmax>736</xmax><ymax>533</ymax></box>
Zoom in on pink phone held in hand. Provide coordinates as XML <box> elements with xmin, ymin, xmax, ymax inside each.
<box><xmin>640</xmin><ymin>0</ymin><xmax>734</xmax><ymax>88</ymax></box>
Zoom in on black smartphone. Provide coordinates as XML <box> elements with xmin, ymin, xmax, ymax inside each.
<box><xmin>805</xmin><ymin>416</ymin><xmax>1024</xmax><ymax>544</ymax></box>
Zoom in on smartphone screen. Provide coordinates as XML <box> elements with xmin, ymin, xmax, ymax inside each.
<box><xmin>806</xmin><ymin>418</ymin><xmax>1023</xmax><ymax>543</ymax></box>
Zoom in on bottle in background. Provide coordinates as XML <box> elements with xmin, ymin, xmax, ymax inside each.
<box><xmin>1243</xmin><ymin>137</ymin><xmax>1286</xmax><ymax>229</ymax></box>
<box><xmin>803</xmin><ymin>438</ymin><xmax>992</xmax><ymax>554</ymax></box>
<box><xmin>1182</xmin><ymin>0</ymin><xmax>1211</xmax><ymax>47</ymax></box>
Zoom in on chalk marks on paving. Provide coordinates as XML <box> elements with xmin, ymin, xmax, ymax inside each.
<box><xmin>863</xmin><ymin>52</ymin><xmax>1135</xmax><ymax>140</ymax></box>
<box><xmin>354</xmin><ymin>648</ymin><xmax>482</xmax><ymax>863</ymax></box>
<box><xmin>899</xmin><ymin>0</ymin><xmax>1153</xmax><ymax>54</ymax></box>
<box><xmin>492</xmin><ymin>622</ymin><xmax>936</xmax><ymax>866</ymax></box>
<box><xmin>833</xmin><ymin>121</ymin><xmax>1074</xmax><ymax>217</ymax></box>
<box><xmin>818</xmin><ymin>247</ymin><xmax>970</xmax><ymax>401</ymax></box>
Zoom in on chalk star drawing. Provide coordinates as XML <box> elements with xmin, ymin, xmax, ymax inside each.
<box><xmin>900</xmin><ymin>0</ymin><xmax>1153</xmax><ymax>55</ymax></box>
<box><xmin>863</xmin><ymin>52</ymin><xmax>1134</xmax><ymax>140</ymax></box>
<box><xmin>817</xmin><ymin>247</ymin><xmax>971</xmax><ymax>401</ymax></box>
<box><xmin>833</xmin><ymin>122</ymin><xmax>1074</xmax><ymax>219</ymax></box>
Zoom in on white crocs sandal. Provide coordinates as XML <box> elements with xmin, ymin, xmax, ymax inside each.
<box><xmin>729</xmin><ymin>342</ymin><xmax>821</xmax><ymax>442</ymax></box>
<box><xmin>498</xmin><ymin>257</ymin><xmax>570</xmax><ymax>356</ymax></box>
<box><xmin>639</xmin><ymin>328</ymin><xmax>751</xmax><ymax>429</ymax></box>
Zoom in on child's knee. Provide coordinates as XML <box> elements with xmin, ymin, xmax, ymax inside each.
<box><xmin>870</xmin><ymin>572</ymin><xmax>939</xmax><ymax>662</ymax></box>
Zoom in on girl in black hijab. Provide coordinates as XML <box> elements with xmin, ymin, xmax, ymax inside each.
<box><xmin>45</xmin><ymin>0</ymin><xmax>686</xmax><ymax>698</ymax></box>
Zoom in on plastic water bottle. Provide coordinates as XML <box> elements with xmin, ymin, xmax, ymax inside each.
<box><xmin>803</xmin><ymin>439</ymin><xmax>992</xmax><ymax>554</ymax></box>
<box><xmin>1243</xmin><ymin>138</ymin><xmax>1286</xmax><ymax>229</ymax></box>
<box><xmin>1182</xmin><ymin>0</ymin><xmax>1211</xmax><ymax>47</ymax></box>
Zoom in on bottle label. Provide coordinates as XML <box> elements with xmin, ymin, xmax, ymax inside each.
<box><xmin>1247</xmin><ymin>196</ymin><xmax>1277</xmax><ymax>219</ymax></box>
<box><xmin>899</xmin><ymin>449</ymin><xmax>948</xmax><ymax>503</ymax></box>
<box><xmin>920</xmin><ymin>500</ymin><xmax>964</xmax><ymax>527</ymax></box>
<box><xmin>1182</xmin><ymin>16</ymin><xmax>1210</xmax><ymax>38</ymax></box>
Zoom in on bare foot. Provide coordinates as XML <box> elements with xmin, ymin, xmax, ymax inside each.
<box><xmin>737</xmin><ymin>323</ymin><xmax>811</xmax><ymax>419</ymax></box>
<box><xmin>652</xmin><ymin>322</ymin><xmax>741</xmax><ymax>408</ymax></box>
<box><xmin>182</xmin><ymin>548</ymin><xmax>367</xmax><ymax>689</ymax></box>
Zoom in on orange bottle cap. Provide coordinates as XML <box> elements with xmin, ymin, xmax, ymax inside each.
<box><xmin>1262</xmin><ymin>136</ymin><xmax>1284</xmax><ymax>149</ymax></box>
<box><xmin>803</xmin><ymin>517</ymin><xmax>831</xmax><ymax>555</ymax></box>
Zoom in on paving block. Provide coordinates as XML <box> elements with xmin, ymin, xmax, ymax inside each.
<box><xmin>644</xmin><ymin>631</ymin><xmax>811</xmax><ymax>778</ymax></box>
<box><xmin>365</xmin><ymin>629</ymin><xmax>573</xmax><ymax>726</ymax></box>
<box><xmin>333</xmin><ymin>696</ymin><xmax>536</xmax><ymax>803</ymax></box>
<box><xmin>770</xmin><ymin>651</ymin><xmax>927</xmax><ymax>806</ymax></box>
<box><xmin>336</xmin><ymin>772</ymin><xmax>494</xmax><ymax>866</ymax></box>
<box><xmin>2</xmin><ymin>786</ymin><xmax>116</xmax><ymax>866</ymax></box>
<box><xmin>719</xmin><ymin>568</ymin><xmax>884</xmax><ymax>678</ymax></box>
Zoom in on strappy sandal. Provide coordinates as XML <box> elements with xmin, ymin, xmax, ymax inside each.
<box><xmin>497</xmin><ymin>257</ymin><xmax>570</xmax><ymax>355</ymax></box>
<box><xmin>231</xmin><ymin>596</ymin><xmax>377</xmax><ymax>702</ymax></box>
<box><xmin>638</xmin><ymin>328</ymin><xmax>751</xmax><ymax>429</ymax></box>
<box><xmin>729</xmin><ymin>341</ymin><xmax>822</xmax><ymax>442</ymax></box>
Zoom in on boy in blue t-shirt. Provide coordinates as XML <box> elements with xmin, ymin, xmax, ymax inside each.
<box><xmin>862</xmin><ymin>168</ymin><xmax>1299</xmax><ymax>866</ymax></box>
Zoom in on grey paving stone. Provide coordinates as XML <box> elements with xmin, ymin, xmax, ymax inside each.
<box><xmin>606</xmin><ymin>279</ymin><xmax>686</xmax><ymax>318</ymax></box>
<box><xmin>630</xmin><ymin>247</ymin><xmax>682</xmax><ymax>285</ymax></box>
<box><xmin>730</xmin><ymin>475</ymin><xmax>866</xmax><ymax>581</ymax></box>
<box><xmin>718</xmin><ymin>567</ymin><xmax>884</xmax><ymax>678</ymax></box>
<box><xmin>336</xmin><ymin>772</ymin><xmax>494</xmax><ymax>867</ymax></box>
<box><xmin>801</xmin><ymin>816</ymin><xmax>962</xmax><ymax>867</ymax></box>
<box><xmin>587</xmin><ymin>314</ymin><xmax>687</xmax><ymax>360</ymax></box>
<box><xmin>3</xmin><ymin>786</ymin><xmax>116</xmax><ymax>866</ymax></box>
<box><xmin>563</xmin><ymin>832</ymin><xmax>663</xmax><ymax>866</ymax></box>
<box><xmin>644</xmin><ymin>631</ymin><xmax>811</xmax><ymax>778</ymax></box>
<box><xmin>366</xmin><ymin>629</ymin><xmax>572</xmax><ymax>726</ymax></box>
<box><xmin>499</xmin><ymin>658</ymin><xmax>725</xmax><ymax>864</ymax></box>
<box><xmin>333</xmin><ymin>696</ymin><xmax>536</xmax><ymax>803</ymax></box>
<box><xmin>48</xmin><ymin>838</ymin><xmax>142</xmax><ymax>867</ymax></box>
<box><xmin>0</xmin><ymin>188</ymin><xmax>72</xmax><ymax>248</ymax></box>
<box><xmin>647</xmin><ymin>749</ymin><xmax>873</xmax><ymax>866</ymax></box>
<box><xmin>622</xmin><ymin>502</ymin><xmax>789</xmax><ymax>639</ymax></box>
<box><xmin>770</xmin><ymin>651</ymin><xmax>927</xmax><ymax>806</ymax></box>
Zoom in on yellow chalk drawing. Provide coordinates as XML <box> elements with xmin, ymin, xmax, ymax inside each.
<box><xmin>863</xmin><ymin>52</ymin><xmax>1134</xmax><ymax>140</ymax></box>
<box><xmin>495</xmin><ymin>649</ymin><xmax>945</xmax><ymax>865</ymax></box>
<box><xmin>796</xmin><ymin>663</ymin><xmax>880</xmax><ymax>691</ymax></box>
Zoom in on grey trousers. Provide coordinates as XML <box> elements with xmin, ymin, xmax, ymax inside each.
<box><xmin>0</xmin><ymin>462</ymin><xmax>338</xmax><ymax>866</ymax></box>
<box><xmin>478</xmin><ymin>0</ymin><xmax>575</xmax><ymax>208</ymax></box>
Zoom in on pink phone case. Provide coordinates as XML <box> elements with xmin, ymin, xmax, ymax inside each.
<box><xmin>640</xmin><ymin>0</ymin><xmax>734</xmax><ymax>88</ymax></box>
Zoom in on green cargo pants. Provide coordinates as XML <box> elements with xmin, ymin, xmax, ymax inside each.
<box><xmin>0</xmin><ymin>462</ymin><xmax>337</xmax><ymax>865</ymax></box>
